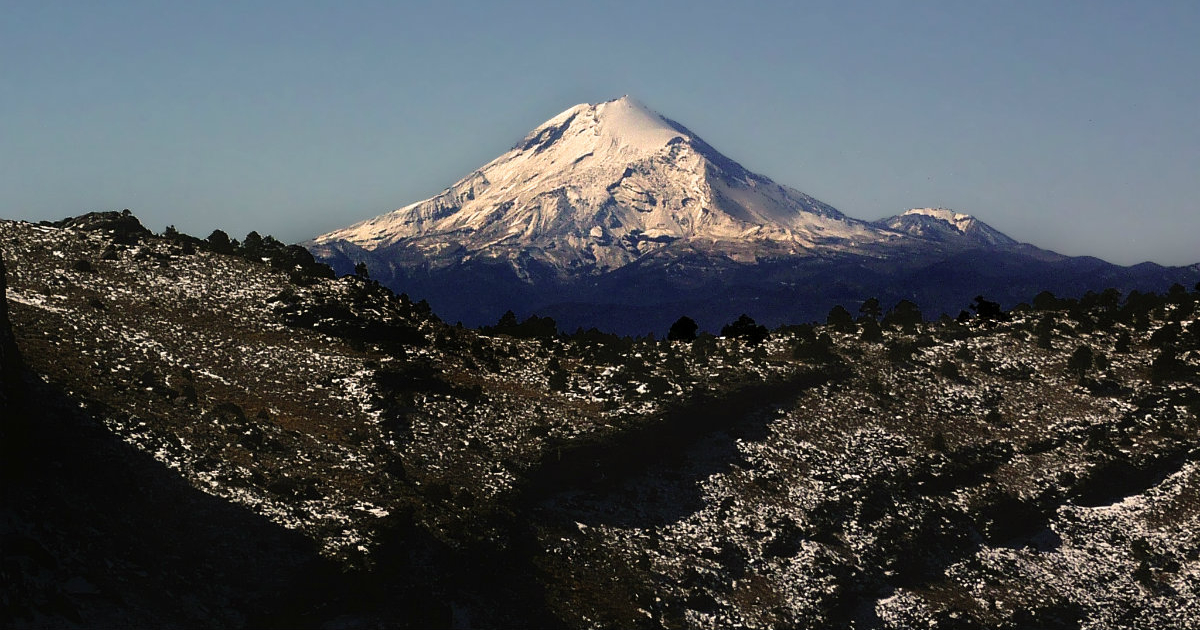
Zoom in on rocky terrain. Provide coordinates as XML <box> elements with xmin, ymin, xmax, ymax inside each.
<box><xmin>0</xmin><ymin>252</ymin><xmax>21</xmax><ymax>410</ymax></box>
<box><xmin>3</xmin><ymin>211</ymin><xmax>1199</xmax><ymax>628</ymax></box>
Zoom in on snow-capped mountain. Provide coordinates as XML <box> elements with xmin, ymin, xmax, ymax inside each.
<box><xmin>309</xmin><ymin>97</ymin><xmax>1198</xmax><ymax>332</ymax></box>
<box><xmin>313</xmin><ymin>96</ymin><xmax>896</xmax><ymax>276</ymax></box>
<box><xmin>875</xmin><ymin>208</ymin><xmax>1018</xmax><ymax>248</ymax></box>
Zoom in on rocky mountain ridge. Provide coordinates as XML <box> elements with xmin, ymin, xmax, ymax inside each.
<box><xmin>3</xmin><ymin>211</ymin><xmax>1199</xmax><ymax>628</ymax></box>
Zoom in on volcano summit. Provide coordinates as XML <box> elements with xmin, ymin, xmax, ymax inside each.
<box><xmin>312</xmin><ymin>97</ymin><xmax>892</xmax><ymax>272</ymax></box>
<box><xmin>311</xmin><ymin>97</ymin><xmax>1198</xmax><ymax>333</ymax></box>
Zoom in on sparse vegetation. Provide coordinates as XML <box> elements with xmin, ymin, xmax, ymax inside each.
<box><xmin>3</xmin><ymin>212</ymin><xmax>1199</xmax><ymax>629</ymax></box>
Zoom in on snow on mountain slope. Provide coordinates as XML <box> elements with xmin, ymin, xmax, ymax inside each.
<box><xmin>875</xmin><ymin>207</ymin><xmax>1018</xmax><ymax>248</ymax></box>
<box><xmin>313</xmin><ymin>96</ymin><xmax>895</xmax><ymax>276</ymax></box>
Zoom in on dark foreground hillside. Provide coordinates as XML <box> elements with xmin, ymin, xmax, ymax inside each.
<box><xmin>2</xmin><ymin>213</ymin><xmax>1199</xmax><ymax>628</ymax></box>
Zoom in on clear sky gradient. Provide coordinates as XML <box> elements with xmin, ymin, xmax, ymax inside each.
<box><xmin>3</xmin><ymin>1</ymin><xmax>1197</xmax><ymax>266</ymax></box>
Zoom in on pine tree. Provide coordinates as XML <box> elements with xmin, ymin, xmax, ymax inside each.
<box><xmin>858</xmin><ymin>297</ymin><xmax>882</xmax><ymax>321</ymax></box>
<box><xmin>667</xmin><ymin>316</ymin><xmax>699</xmax><ymax>342</ymax></box>
<box><xmin>721</xmin><ymin>314</ymin><xmax>768</xmax><ymax>346</ymax></box>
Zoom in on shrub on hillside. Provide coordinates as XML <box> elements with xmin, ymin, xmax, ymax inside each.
<box><xmin>826</xmin><ymin>305</ymin><xmax>855</xmax><ymax>332</ymax></box>
<box><xmin>970</xmin><ymin>295</ymin><xmax>1007</xmax><ymax>322</ymax></box>
<box><xmin>792</xmin><ymin>333</ymin><xmax>837</xmax><ymax>363</ymax></box>
<box><xmin>860</xmin><ymin>317</ymin><xmax>884</xmax><ymax>342</ymax></box>
<box><xmin>1067</xmin><ymin>344</ymin><xmax>1094</xmax><ymax>383</ymax></box>
<box><xmin>1150</xmin><ymin>348</ymin><xmax>1189</xmax><ymax>384</ymax></box>
<box><xmin>886</xmin><ymin>339</ymin><xmax>918</xmax><ymax>363</ymax></box>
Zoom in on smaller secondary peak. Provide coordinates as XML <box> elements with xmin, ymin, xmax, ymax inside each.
<box><xmin>876</xmin><ymin>207</ymin><xmax>1017</xmax><ymax>247</ymax></box>
<box><xmin>903</xmin><ymin>207</ymin><xmax>975</xmax><ymax>226</ymax></box>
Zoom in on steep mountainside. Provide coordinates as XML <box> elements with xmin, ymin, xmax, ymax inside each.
<box><xmin>4</xmin><ymin>212</ymin><xmax>1200</xmax><ymax>628</ymax></box>
<box><xmin>310</xmin><ymin>98</ymin><xmax>1199</xmax><ymax>333</ymax></box>
<box><xmin>313</xmin><ymin>96</ymin><xmax>891</xmax><ymax>276</ymax></box>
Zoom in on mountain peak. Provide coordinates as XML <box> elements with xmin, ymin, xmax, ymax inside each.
<box><xmin>904</xmin><ymin>207</ymin><xmax>972</xmax><ymax>222</ymax></box>
<box><xmin>315</xmin><ymin>97</ymin><xmax>871</xmax><ymax>275</ymax></box>
<box><xmin>902</xmin><ymin>208</ymin><xmax>979</xmax><ymax>234</ymax></box>
<box><xmin>518</xmin><ymin>96</ymin><xmax>684</xmax><ymax>156</ymax></box>
<box><xmin>877</xmin><ymin>207</ymin><xmax>1018</xmax><ymax>247</ymax></box>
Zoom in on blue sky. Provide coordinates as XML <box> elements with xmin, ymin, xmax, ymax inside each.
<box><xmin>2</xmin><ymin>1</ymin><xmax>1197</xmax><ymax>265</ymax></box>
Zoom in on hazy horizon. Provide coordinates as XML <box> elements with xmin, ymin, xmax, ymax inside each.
<box><xmin>3</xmin><ymin>1</ymin><xmax>1197</xmax><ymax>266</ymax></box>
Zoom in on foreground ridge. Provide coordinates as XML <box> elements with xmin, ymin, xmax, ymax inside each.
<box><xmin>3</xmin><ymin>211</ymin><xmax>1199</xmax><ymax>628</ymax></box>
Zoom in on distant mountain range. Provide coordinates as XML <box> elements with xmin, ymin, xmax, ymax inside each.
<box><xmin>309</xmin><ymin>96</ymin><xmax>1199</xmax><ymax>333</ymax></box>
